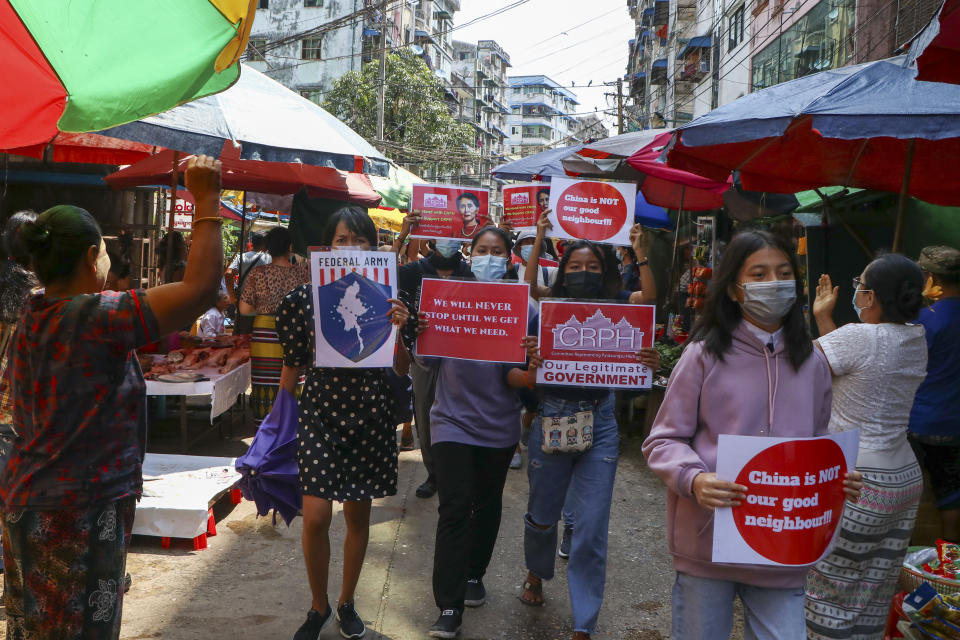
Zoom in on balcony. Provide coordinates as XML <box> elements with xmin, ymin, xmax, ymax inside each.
<box><xmin>650</xmin><ymin>58</ymin><xmax>668</xmax><ymax>85</ymax></box>
<box><xmin>681</xmin><ymin>58</ymin><xmax>710</xmax><ymax>81</ymax></box>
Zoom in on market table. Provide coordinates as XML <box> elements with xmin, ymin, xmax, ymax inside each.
<box><xmin>145</xmin><ymin>362</ymin><xmax>251</xmax><ymax>450</ymax></box>
<box><xmin>133</xmin><ymin>453</ymin><xmax>242</xmax><ymax>550</ymax></box>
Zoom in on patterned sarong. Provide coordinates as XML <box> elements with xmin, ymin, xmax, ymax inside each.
<box><xmin>251</xmin><ymin>314</ymin><xmax>284</xmax><ymax>420</ymax></box>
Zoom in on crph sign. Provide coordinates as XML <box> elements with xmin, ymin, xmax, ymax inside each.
<box><xmin>552</xmin><ymin>309</ymin><xmax>646</xmax><ymax>352</ymax></box>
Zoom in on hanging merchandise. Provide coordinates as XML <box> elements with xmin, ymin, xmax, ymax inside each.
<box><xmin>686</xmin><ymin>216</ymin><xmax>716</xmax><ymax>313</ymax></box>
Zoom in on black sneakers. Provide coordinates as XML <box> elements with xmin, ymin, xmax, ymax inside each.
<box><xmin>558</xmin><ymin>523</ymin><xmax>573</xmax><ymax>559</ymax></box>
<box><xmin>428</xmin><ymin>609</ymin><xmax>463</xmax><ymax>638</ymax></box>
<box><xmin>464</xmin><ymin>578</ymin><xmax>486</xmax><ymax>607</ymax></box>
<box><xmin>293</xmin><ymin>605</ymin><xmax>333</xmax><ymax>640</ymax></box>
<box><xmin>416</xmin><ymin>478</ymin><xmax>438</xmax><ymax>499</ymax></box>
<box><xmin>336</xmin><ymin>601</ymin><xmax>366</xmax><ymax>639</ymax></box>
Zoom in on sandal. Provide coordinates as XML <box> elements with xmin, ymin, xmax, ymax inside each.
<box><xmin>518</xmin><ymin>579</ymin><xmax>545</xmax><ymax>607</ymax></box>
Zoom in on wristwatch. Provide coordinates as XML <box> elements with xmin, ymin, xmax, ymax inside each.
<box><xmin>636</xmin><ymin>259</ymin><xmax>649</xmax><ymax>267</ymax></box>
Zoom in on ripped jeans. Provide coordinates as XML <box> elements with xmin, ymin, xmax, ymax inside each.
<box><xmin>524</xmin><ymin>393</ymin><xmax>619</xmax><ymax>634</ymax></box>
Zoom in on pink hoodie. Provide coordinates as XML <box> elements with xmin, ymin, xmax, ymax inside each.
<box><xmin>642</xmin><ymin>321</ymin><xmax>833</xmax><ymax>588</ymax></box>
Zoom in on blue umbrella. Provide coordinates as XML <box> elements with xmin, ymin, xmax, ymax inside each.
<box><xmin>235</xmin><ymin>387</ymin><xmax>301</xmax><ymax>526</ymax></box>
<box><xmin>491</xmin><ymin>143</ymin><xmax>583</xmax><ymax>181</ymax></box>
<box><xmin>635</xmin><ymin>190</ymin><xmax>675</xmax><ymax>230</ymax></box>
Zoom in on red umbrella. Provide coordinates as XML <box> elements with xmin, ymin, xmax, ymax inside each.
<box><xmin>624</xmin><ymin>132</ymin><xmax>730</xmax><ymax>211</ymax></box>
<box><xmin>908</xmin><ymin>0</ymin><xmax>960</xmax><ymax>84</ymax></box>
<box><xmin>4</xmin><ymin>131</ymin><xmax>157</xmax><ymax>165</ymax></box>
<box><xmin>104</xmin><ymin>145</ymin><xmax>382</xmax><ymax>208</ymax></box>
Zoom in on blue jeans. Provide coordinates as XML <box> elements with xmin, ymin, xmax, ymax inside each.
<box><xmin>672</xmin><ymin>573</ymin><xmax>806</xmax><ymax>640</ymax></box>
<box><xmin>524</xmin><ymin>394</ymin><xmax>619</xmax><ymax>634</ymax></box>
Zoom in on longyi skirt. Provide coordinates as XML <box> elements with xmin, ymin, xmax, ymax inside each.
<box><xmin>251</xmin><ymin>314</ymin><xmax>283</xmax><ymax>420</ymax></box>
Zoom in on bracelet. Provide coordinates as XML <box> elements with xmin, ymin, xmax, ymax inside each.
<box><xmin>524</xmin><ymin>368</ymin><xmax>537</xmax><ymax>390</ymax></box>
<box><xmin>191</xmin><ymin>217</ymin><xmax>223</xmax><ymax>230</ymax></box>
<box><xmin>636</xmin><ymin>259</ymin><xmax>649</xmax><ymax>267</ymax></box>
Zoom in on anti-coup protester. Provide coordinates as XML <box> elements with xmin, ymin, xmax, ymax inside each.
<box><xmin>517</xmin><ymin>210</ymin><xmax>659</xmax><ymax>640</ymax></box>
<box><xmin>642</xmin><ymin>231</ymin><xmax>861</xmax><ymax>640</ymax></box>
<box><xmin>806</xmin><ymin>255</ymin><xmax>927</xmax><ymax>640</ymax></box>
<box><xmin>395</xmin><ymin>211</ymin><xmax>475</xmax><ymax>500</ymax></box>
<box><xmin>0</xmin><ymin>156</ymin><xmax>224</xmax><ymax>639</ymax></box>
<box><xmin>422</xmin><ymin>227</ymin><xmax>533</xmax><ymax>638</ymax></box>
<box><xmin>277</xmin><ymin>207</ymin><xmax>410</xmax><ymax>640</ymax></box>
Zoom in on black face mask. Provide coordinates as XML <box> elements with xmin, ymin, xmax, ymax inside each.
<box><xmin>564</xmin><ymin>270</ymin><xmax>604</xmax><ymax>299</ymax></box>
<box><xmin>427</xmin><ymin>251</ymin><xmax>461</xmax><ymax>271</ymax></box>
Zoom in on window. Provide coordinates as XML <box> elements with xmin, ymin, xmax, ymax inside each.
<box><xmin>304</xmin><ymin>0</ymin><xmax>323</xmax><ymax>5</ymax></box>
<box><xmin>300</xmin><ymin>89</ymin><xmax>323</xmax><ymax>105</ymax></box>
<box><xmin>728</xmin><ymin>5</ymin><xmax>745</xmax><ymax>51</ymax></box>
<box><xmin>246</xmin><ymin>38</ymin><xmax>267</xmax><ymax>61</ymax></box>
<box><xmin>258</xmin><ymin>0</ymin><xmax>268</xmax><ymax>8</ymax></box>
<box><xmin>301</xmin><ymin>36</ymin><xmax>323</xmax><ymax>60</ymax></box>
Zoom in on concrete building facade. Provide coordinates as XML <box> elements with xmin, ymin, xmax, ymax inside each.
<box><xmin>506</xmin><ymin>75</ymin><xmax>581</xmax><ymax>158</ymax></box>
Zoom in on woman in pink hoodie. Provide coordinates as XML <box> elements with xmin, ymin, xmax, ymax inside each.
<box><xmin>643</xmin><ymin>231</ymin><xmax>861</xmax><ymax>640</ymax></box>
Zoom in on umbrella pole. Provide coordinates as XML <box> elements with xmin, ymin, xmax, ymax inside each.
<box><xmin>668</xmin><ymin>187</ymin><xmax>686</xmax><ymax>314</ymax></box>
<box><xmin>893</xmin><ymin>139</ymin><xmax>915</xmax><ymax>253</ymax></box>
<box><xmin>238</xmin><ymin>190</ymin><xmax>248</xmax><ymax>265</ymax></box>
<box><xmin>164</xmin><ymin>151</ymin><xmax>180</xmax><ymax>284</ymax></box>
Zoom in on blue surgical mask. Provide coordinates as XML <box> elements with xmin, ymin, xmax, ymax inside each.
<box><xmin>852</xmin><ymin>288</ymin><xmax>864</xmax><ymax>320</ymax></box>
<box><xmin>435</xmin><ymin>240</ymin><xmax>461</xmax><ymax>258</ymax></box>
<box><xmin>470</xmin><ymin>254</ymin><xmax>508</xmax><ymax>281</ymax></box>
<box><xmin>520</xmin><ymin>245</ymin><xmax>533</xmax><ymax>262</ymax></box>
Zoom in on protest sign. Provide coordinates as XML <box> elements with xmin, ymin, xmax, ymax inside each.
<box><xmin>546</xmin><ymin>177</ymin><xmax>636</xmax><ymax>245</ymax></box>
<box><xmin>536</xmin><ymin>301</ymin><xmax>655</xmax><ymax>388</ymax></box>
<box><xmin>416</xmin><ymin>279</ymin><xmax>529</xmax><ymax>364</ymax></box>
<box><xmin>310</xmin><ymin>249</ymin><xmax>397</xmax><ymax>369</ymax></box>
<box><xmin>503</xmin><ymin>183</ymin><xmax>549</xmax><ymax>230</ymax></box>
<box><xmin>165</xmin><ymin>190</ymin><xmax>195</xmax><ymax>230</ymax></box>
<box><xmin>712</xmin><ymin>430</ymin><xmax>860</xmax><ymax>566</ymax></box>
<box><xmin>410</xmin><ymin>183</ymin><xmax>490</xmax><ymax>240</ymax></box>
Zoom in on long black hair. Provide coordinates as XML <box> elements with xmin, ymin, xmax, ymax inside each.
<box><xmin>691</xmin><ymin>230</ymin><xmax>813</xmax><ymax>370</ymax></box>
<box><xmin>19</xmin><ymin>205</ymin><xmax>103</xmax><ymax>287</ymax></box>
<box><xmin>862</xmin><ymin>253</ymin><xmax>924</xmax><ymax>323</ymax></box>
<box><xmin>0</xmin><ymin>211</ymin><xmax>39</xmax><ymax>324</ymax></box>
<box><xmin>549</xmin><ymin>240</ymin><xmax>621</xmax><ymax>299</ymax></box>
<box><xmin>470</xmin><ymin>226</ymin><xmax>518</xmax><ymax>280</ymax></box>
<box><xmin>321</xmin><ymin>206</ymin><xmax>378</xmax><ymax>247</ymax></box>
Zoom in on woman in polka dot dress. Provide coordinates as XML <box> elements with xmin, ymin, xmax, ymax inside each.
<box><xmin>277</xmin><ymin>207</ymin><xmax>410</xmax><ymax>640</ymax></box>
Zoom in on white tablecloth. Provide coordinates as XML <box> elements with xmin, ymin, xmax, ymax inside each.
<box><xmin>145</xmin><ymin>362</ymin><xmax>250</xmax><ymax>423</ymax></box>
<box><xmin>133</xmin><ymin>453</ymin><xmax>241</xmax><ymax>539</ymax></box>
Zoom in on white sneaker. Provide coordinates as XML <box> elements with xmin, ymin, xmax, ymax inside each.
<box><xmin>509</xmin><ymin>452</ymin><xmax>522</xmax><ymax>469</ymax></box>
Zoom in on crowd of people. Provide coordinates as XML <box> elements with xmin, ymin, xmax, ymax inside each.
<box><xmin>0</xmin><ymin>156</ymin><xmax>955</xmax><ymax>640</ymax></box>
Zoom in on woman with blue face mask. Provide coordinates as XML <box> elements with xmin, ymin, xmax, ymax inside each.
<box><xmin>805</xmin><ymin>256</ymin><xmax>927</xmax><ymax>640</ymax></box>
<box><xmin>420</xmin><ymin>226</ymin><xmax>535</xmax><ymax>638</ymax></box>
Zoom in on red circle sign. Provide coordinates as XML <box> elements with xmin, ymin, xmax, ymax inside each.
<box><xmin>734</xmin><ymin>439</ymin><xmax>847</xmax><ymax>565</ymax></box>
<box><xmin>556</xmin><ymin>181</ymin><xmax>627</xmax><ymax>241</ymax></box>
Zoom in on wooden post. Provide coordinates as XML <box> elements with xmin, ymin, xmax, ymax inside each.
<box><xmin>893</xmin><ymin>139</ymin><xmax>915</xmax><ymax>253</ymax></box>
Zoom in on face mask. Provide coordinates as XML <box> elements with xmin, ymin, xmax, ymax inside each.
<box><xmin>434</xmin><ymin>240</ymin><xmax>461</xmax><ymax>258</ymax></box>
<box><xmin>738</xmin><ymin>280</ymin><xmax>797</xmax><ymax>325</ymax></box>
<box><xmin>519</xmin><ymin>245</ymin><xmax>533</xmax><ymax>262</ymax></box>
<box><xmin>470</xmin><ymin>254</ymin><xmax>508</xmax><ymax>282</ymax></box>
<box><xmin>565</xmin><ymin>271</ymin><xmax>604</xmax><ymax>299</ymax></box>
<box><xmin>852</xmin><ymin>288</ymin><xmax>866</xmax><ymax>320</ymax></box>
<box><xmin>615</xmin><ymin>249</ymin><xmax>624</xmax><ymax>261</ymax></box>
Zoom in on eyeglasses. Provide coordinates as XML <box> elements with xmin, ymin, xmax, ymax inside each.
<box><xmin>852</xmin><ymin>277</ymin><xmax>872</xmax><ymax>292</ymax></box>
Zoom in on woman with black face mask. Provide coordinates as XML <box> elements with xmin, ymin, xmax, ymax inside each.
<box><xmin>515</xmin><ymin>209</ymin><xmax>659</xmax><ymax>640</ymax></box>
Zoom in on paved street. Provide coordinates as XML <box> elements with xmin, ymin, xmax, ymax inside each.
<box><xmin>71</xmin><ymin>415</ymin><xmax>673</xmax><ymax>640</ymax></box>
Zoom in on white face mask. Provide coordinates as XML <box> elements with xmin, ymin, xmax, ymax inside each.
<box><xmin>738</xmin><ymin>280</ymin><xmax>797</xmax><ymax>326</ymax></box>
<box><xmin>470</xmin><ymin>254</ymin><xmax>508</xmax><ymax>281</ymax></box>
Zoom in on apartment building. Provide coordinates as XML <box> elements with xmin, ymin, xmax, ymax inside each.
<box><xmin>506</xmin><ymin>75</ymin><xmax>581</xmax><ymax>157</ymax></box>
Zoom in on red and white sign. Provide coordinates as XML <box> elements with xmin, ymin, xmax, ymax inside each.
<box><xmin>416</xmin><ymin>279</ymin><xmax>529</xmax><ymax>363</ymax></box>
<box><xmin>546</xmin><ymin>177</ymin><xmax>636</xmax><ymax>245</ymax></box>
<box><xmin>536</xmin><ymin>301</ymin><xmax>655</xmax><ymax>389</ymax></box>
<box><xmin>712</xmin><ymin>430</ymin><xmax>860</xmax><ymax>566</ymax></box>
<box><xmin>410</xmin><ymin>183</ymin><xmax>490</xmax><ymax>241</ymax></box>
<box><xmin>503</xmin><ymin>183</ymin><xmax>550</xmax><ymax>230</ymax></box>
<box><xmin>165</xmin><ymin>191</ymin><xmax>196</xmax><ymax>230</ymax></box>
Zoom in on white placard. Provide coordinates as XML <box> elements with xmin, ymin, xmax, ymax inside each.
<box><xmin>546</xmin><ymin>177</ymin><xmax>636</xmax><ymax>246</ymax></box>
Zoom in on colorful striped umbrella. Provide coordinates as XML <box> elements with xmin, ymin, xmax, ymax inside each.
<box><xmin>0</xmin><ymin>0</ymin><xmax>254</xmax><ymax>150</ymax></box>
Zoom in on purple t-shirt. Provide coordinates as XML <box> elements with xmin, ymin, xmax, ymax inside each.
<box><xmin>427</xmin><ymin>358</ymin><xmax>522</xmax><ymax>449</ymax></box>
<box><xmin>1</xmin><ymin>290</ymin><xmax>159</xmax><ymax>510</ymax></box>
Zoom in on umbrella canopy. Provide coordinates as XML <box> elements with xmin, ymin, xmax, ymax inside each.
<box><xmin>0</xmin><ymin>0</ymin><xmax>252</xmax><ymax>150</ymax></box>
<box><xmin>369</xmin><ymin>164</ymin><xmax>425</xmax><ymax>210</ymax></box>
<box><xmin>907</xmin><ymin>0</ymin><xmax>960</xmax><ymax>84</ymax></box>
<box><xmin>104</xmin><ymin>146</ymin><xmax>382</xmax><ymax>208</ymax></box>
<box><xmin>4</xmin><ymin>132</ymin><xmax>158</xmax><ymax>165</ymax></box>
<box><xmin>666</xmin><ymin>57</ymin><xmax>960</xmax><ymax>206</ymax></box>
<box><xmin>235</xmin><ymin>388</ymin><xmax>301</xmax><ymax>526</ymax></box>
<box><xmin>635</xmin><ymin>190</ymin><xmax>675</xmax><ymax>230</ymax></box>
<box><xmin>98</xmin><ymin>64</ymin><xmax>390</xmax><ymax>176</ymax></box>
<box><xmin>368</xmin><ymin>207</ymin><xmax>407</xmax><ymax>232</ymax></box>
<box><xmin>562</xmin><ymin>129</ymin><xmax>673</xmax><ymax>179</ymax></box>
<box><xmin>491</xmin><ymin>144</ymin><xmax>583</xmax><ymax>181</ymax></box>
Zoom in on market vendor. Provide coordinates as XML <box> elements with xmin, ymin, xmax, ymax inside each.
<box><xmin>197</xmin><ymin>291</ymin><xmax>231</xmax><ymax>339</ymax></box>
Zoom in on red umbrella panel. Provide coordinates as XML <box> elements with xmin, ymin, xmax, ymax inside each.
<box><xmin>908</xmin><ymin>0</ymin><xmax>960</xmax><ymax>84</ymax></box>
<box><xmin>3</xmin><ymin>132</ymin><xmax>158</xmax><ymax>165</ymax></box>
<box><xmin>104</xmin><ymin>146</ymin><xmax>382</xmax><ymax>208</ymax></box>
<box><xmin>667</xmin><ymin>117</ymin><xmax>960</xmax><ymax>207</ymax></box>
<box><xmin>625</xmin><ymin>132</ymin><xmax>731</xmax><ymax>210</ymax></box>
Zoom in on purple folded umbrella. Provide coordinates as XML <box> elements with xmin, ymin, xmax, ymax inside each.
<box><xmin>235</xmin><ymin>388</ymin><xmax>301</xmax><ymax>525</ymax></box>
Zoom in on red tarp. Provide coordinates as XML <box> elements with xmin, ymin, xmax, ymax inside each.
<box><xmin>625</xmin><ymin>132</ymin><xmax>730</xmax><ymax>210</ymax></box>
<box><xmin>2</xmin><ymin>132</ymin><xmax>157</xmax><ymax>165</ymax></box>
<box><xmin>914</xmin><ymin>0</ymin><xmax>960</xmax><ymax>84</ymax></box>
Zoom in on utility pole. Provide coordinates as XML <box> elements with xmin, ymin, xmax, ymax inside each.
<box><xmin>616</xmin><ymin>77</ymin><xmax>625</xmax><ymax>134</ymax></box>
<box><xmin>376</xmin><ymin>0</ymin><xmax>388</xmax><ymax>142</ymax></box>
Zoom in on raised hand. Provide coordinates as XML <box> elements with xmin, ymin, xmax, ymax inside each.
<box><xmin>522</xmin><ymin>335</ymin><xmax>543</xmax><ymax>368</ymax></box>
<box><xmin>184</xmin><ymin>155</ymin><xmax>222</xmax><ymax>210</ymax></box>
<box><xmin>536</xmin><ymin>208</ymin><xmax>553</xmax><ymax>238</ymax></box>
<box><xmin>813</xmin><ymin>274</ymin><xmax>839</xmax><ymax>319</ymax></box>
<box><xmin>386</xmin><ymin>298</ymin><xmax>410</xmax><ymax>327</ymax></box>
